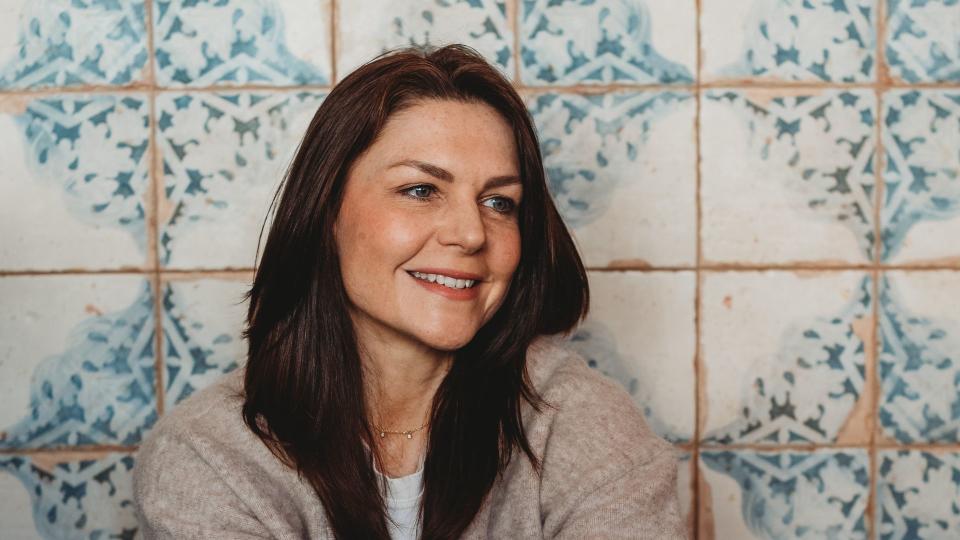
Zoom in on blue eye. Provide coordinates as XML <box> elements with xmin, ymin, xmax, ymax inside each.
<box><xmin>404</xmin><ymin>185</ymin><xmax>435</xmax><ymax>199</ymax></box>
<box><xmin>483</xmin><ymin>196</ymin><xmax>516</xmax><ymax>214</ymax></box>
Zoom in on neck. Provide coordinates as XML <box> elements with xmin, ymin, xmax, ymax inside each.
<box><xmin>356</xmin><ymin>322</ymin><xmax>453</xmax><ymax>432</ymax></box>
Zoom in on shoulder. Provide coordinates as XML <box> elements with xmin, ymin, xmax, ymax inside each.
<box><xmin>524</xmin><ymin>335</ymin><xmax>674</xmax><ymax>467</ymax></box>
<box><xmin>133</xmin><ymin>368</ymin><xmax>266</xmax><ymax>491</ymax></box>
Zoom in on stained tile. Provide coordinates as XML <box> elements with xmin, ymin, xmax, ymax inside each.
<box><xmin>701</xmin><ymin>0</ymin><xmax>875</xmax><ymax>82</ymax></box>
<box><xmin>337</xmin><ymin>0</ymin><xmax>512</xmax><ymax>79</ymax></box>
<box><xmin>881</xmin><ymin>90</ymin><xmax>960</xmax><ymax>264</ymax></box>
<box><xmin>0</xmin><ymin>451</ymin><xmax>138</xmax><ymax>539</ymax></box>
<box><xmin>876</xmin><ymin>450</ymin><xmax>960</xmax><ymax>539</ymax></box>
<box><xmin>879</xmin><ymin>271</ymin><xmax>960</xmax><ymax>443</ymax></box>
<box><xmin>701</xmin><ymin>271</ymin><xmax>872</xmax><ymax>445</ymax></box>
<box><xmin>161</xmin><ymin>277</ymin><xmax>249</xmax><ymax>408</ymax></box>
<box><xmin>153</xmin><ymin>0</ymin><xmax>330</xmax><ymax>87</ymax></box>
<box><xmin>702</xmin><ymin>89</ymin><xmax>877</xmax><ymax>264</ymax></box>
<box><xmin>0</xmin><ymin>275</ymin><xmax>157</xmax><ymax>449</ymax></box>
<box><xmin>157</xmin><ymin>90</ymin><xmax>324</xmax><ymax>269</ymax></box>
<box><xmin>0</xmin><ymin>94</ymin><xmax>149</xmax><ymax>271</ymax></box>
<box><xmin>566</xmin><ymin>272</ymin><xmax>695</xmax><ymax>443</ymax></box>
<box><xmin>700</xmin><ymin>449</ymin><xmax>869</xmax><ymax>539</ymax></box>
<box><xmin>528</xmin><ymin>91</ymin><xmax>696</xmax><ymax>267</ymax></box>
<box><xmin>520</xmin><ymin>0</ymin><xmax>695</xmax><ymax>85</ymax></box>
<box><xmin>0</xmin><ymin>0</ymin><xmax>148</xmax><ymax>89</ymax></box>
<box><xmin>886</xmin><ymin>0</ymin><xmax>960</xmax><ymax>83</ymax></box>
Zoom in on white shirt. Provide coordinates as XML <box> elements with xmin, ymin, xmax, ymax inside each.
<box><xmin>376</xmin><ymin>458</ymin><xmax>425</xmax><ymax>540</ymax></box>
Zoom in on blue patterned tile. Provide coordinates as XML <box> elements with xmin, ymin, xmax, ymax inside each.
<box><xmin>0</xmin><ymin>0</ymin><xmax>148</xmax><ymax>89</ymax></box>
<box><xmin>877</xmin><ymin>450</ymin><xmax>960</xmax><ymax>539</ymax></box>
<box><xmin>156</xmin><ymin>90</ymin><xmax>324</xmax><ymax>269</ymax></box>
<box><xmin>700</xmin><ymin>450</ymin><xmax>869</xmax><ymax>539</ymax></box>
<box><xmin>702</xmin><ymin>272</ymin><xmax>872</xmax><ymax>445</ymax></box>
<box><xmin>0</xmin><ymin>276</ymin><xmax>157</xmax><ymax>450</ymax></box>
<box><xmin>528</xmin><ymin>90</ymin><xmax>696</xmax><ymax>266</ymax></box>
<box><xmin>153</xmin><ymin>0</ymin><xmax>330</xmax><ymax>87</ymax></box>
<box><xmin>879</xmin><ymin>272</ymin><xmax>960</xmax><ymax>443</ymax></box>
<box><xmin>520</xmin><ymin>0</ymin><xmax>694</xmax><ymax>85</ymax></box>
<box><xmin>702</xmin><ymin>89</ymin><xmax>877</xmax><ymax>263</ymax></box>
<box><xmin>886</xmin><ymin>0</ymin><xmax>960</xmax><ymax>83</ymax></box>
<box><xmin>0</xmin><ymin>452</ymin><xmax>138</xmax><ymax>539</ymax></box>
<box><xmin>337</xmin><ymin>0</ymin><xmax>512</xmax><ymax>79</ymax></box>
<box><xmin>702</xmin><ymin>0</ymin><xmax>875</xmax><ymax>82</ymax></box>
<box><xmin>881</xmin><ymin>90</ymin><xmax>960</xmax><ymax>263</ymax></box>
<box><xmin>0</xmin><ymin>94</ymin><xmax>149</xmax><ymax>271</ymax></box>
<box><xmin>161</xmin><ymin>278</ymin><xmax>249</xmax><ymax>407</ymax></box>
<box><xmin>565</xmin><ymin>272</ymin><xmax>695</xmax><ymax>443</ymax></box>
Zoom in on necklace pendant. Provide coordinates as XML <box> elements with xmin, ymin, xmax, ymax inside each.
<box><xmin>380</xmin><ymin>431</ymin><xmax>386</xmax><ymax>438</ymax></box>
<box><xmin>405</xmin><ymin>432</ymin><xmax>413</xmax><ymax>439</ymax></box>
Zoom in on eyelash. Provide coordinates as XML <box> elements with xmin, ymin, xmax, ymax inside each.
<box><xmin>400</xmin><ymin>184</ymin><xmax>518</xmax><ymax>215</ymax></box>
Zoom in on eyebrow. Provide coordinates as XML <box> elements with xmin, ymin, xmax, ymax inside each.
<box><xmin>389</xmin><ymin>159</ymin><xmax>521</xmax><ymax>190</ymax></box>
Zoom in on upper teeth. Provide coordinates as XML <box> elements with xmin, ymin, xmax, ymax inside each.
<box><xmin>411</xmin><ymin>272</ymin><xmax>475</xmax><ymax>289</ymax></box>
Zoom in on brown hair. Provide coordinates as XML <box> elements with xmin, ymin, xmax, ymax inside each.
<box><xmin>242</xmin><ymin>44</ymin><xmax>588</xmax><ymax>539</ymax></box>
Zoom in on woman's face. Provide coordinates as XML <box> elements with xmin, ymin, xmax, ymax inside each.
<box><xmin>334</xmin><ymin>99</ymin><xmax>522</xmax><ymax>352</ymax></box>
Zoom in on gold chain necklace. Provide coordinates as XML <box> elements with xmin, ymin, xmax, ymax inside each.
<box><xmin>373</xmin><ymin>420</ymin><xmax>428</xmax><ymax>440</ymax></box>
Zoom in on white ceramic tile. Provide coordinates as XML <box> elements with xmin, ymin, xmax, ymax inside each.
<box><xmin>0</xmin><ymin>275</ymin><xmax>155</xmax><ymax>448</ymax></box>
<box><xmin>702</xmin><ymin>89</ymin><xmax>877</xmax><ymax>263</ymax></box>
<box><xmin>701</xmin><ymin>0</ymin><xmax>875</xmax><ymax>82</ymax></box>
<box><xmin>0</xmin><ymin>94</ymin><xmax>149</xmax><ymax>271</ymax></box>
<box><xmin>337</xmin><ymin>0</ymin><xmax>512</xmax><ymax>80</ymax></box>
<box><xmin>564</xmin><ymin>271</ymin><xmax>695</xmax><ymax>442</ymax></box>
<box><xmin>702</xmin><ymin>271</ymin><xmax>872</xmax><ymax>444</ymax></box>
<box><xmin>529</xmin><ymin>91</ymin><xmax>697</xmax><ymax>267</ymax></box>
<box><xmin>161</xmin><ymin>277</ymin><xmax>249</xmax><ymax>407</ymax></box>
<box><xmin>157</xmin><ymin>90</ymin><xmax>324</xmax><ymax>269</ymax></box>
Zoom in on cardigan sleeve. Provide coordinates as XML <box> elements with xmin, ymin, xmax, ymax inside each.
<box><xmin>551</xmin><ymin>445</ymin><xmax>688</xmax><ymax>540</ymax></box>
<box><xmin>534</xmin><ymin>355</ymin><xmax>689</xmax><ymax>540</ymax></box>
<box><xmin>132</xmin><ymin>428</ymin><xmax>272</xmax><ymax>539</ymax></box>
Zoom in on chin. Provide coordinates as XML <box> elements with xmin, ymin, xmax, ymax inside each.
<box><xmin>417</xmin><ymin>329</ymin><xmax>477</xmax><ymax>352</ymax></box>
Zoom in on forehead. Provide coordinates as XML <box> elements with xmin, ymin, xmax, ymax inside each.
<box><xmin>363</xmin><ymin>99</ymin><xmax>519</xmax><ymax>173</ymax></box>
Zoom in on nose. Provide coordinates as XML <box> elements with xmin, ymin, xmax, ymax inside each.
<box><xmin>437</xmin><ymin>197</ymin><xmax>486</xmax><ymax>253</ymax></box>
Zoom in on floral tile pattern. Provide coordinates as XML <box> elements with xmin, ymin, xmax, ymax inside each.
<box><xmin>0</xmin><ymin>452</ymin><xmax>138</xmax><ymax>539</ymax></box>
<box><xmin>702</xmin><ymin>271</ymin><xmax>872</xmax><ymax>445</ymax></box>
<box><xmin>876</xmin><ymin>450</ymin><xmax>960</xmax><ymax>539</ymax></box>
<box><xmin>153</xmin><ymin>0</ymin><xmax>330</xmax><ymax>87</ymax></box>
<box><xmin>0</xmin><ymin>0</ymin><xmax>148</xmax><ymax>89</ymax></box>
<box><xmin>160</xmin><ymin>278</ymin><xmax>249</xmax><ymax>407</ymax></box>
<box><xmin>701</xmin><ymin>0</ymin><xmax>875</xmax><ymax>82</ymax></box>
<box><xmin>700</xmin><ymin>450</ymin><xmax>870</xmax><ymax>539</ymax></box>
<box><xmin>156</xmin><ymin>90</ymin><xmax>324</xmax><ymax>269</ymax></box>
<box><xmin>879</xmin><ymin>271</ymin><xmax>960</xmax><ymax>443</ymax></box>
<box><xmin>701</xmin><ymin>89</ymin><xmax>877</xmax><ymax>263</ymax></box>
<box><xmin>528</xmin><ymin>91</ymin><xmax>696</xmax><ymax>267</ymax></box>
<box><xmin>337</xmin><ymin>0</ymin><xmax>512</xmax><ymax>79</ymax></box>
<box><xmin>881</xmin><ymin>90</ymin><xmax>960</xmax><ymax>264</ymax></box>
<box><xmin>886</xmin><ymin>0</ymin><xmax>960</xmax><ymax>83</ymax></box>
<box><xmin>520</xmin><ymin>0</ymin><xmax>694</xmax><ymax>85</ymax></box>
<box><xmin>0</xmin><ymin>276</ymin><xmax>156</xmax><ymax>449</ymax></box>
<box><xmin>565</xmin><ymin>271</ymin><xmax>695</xmax><ymax>443</ymax></box>
<box><xmin>0</xmin><ymin>94</ymin><xmax>149</xmax><ymax>271</ymax></box>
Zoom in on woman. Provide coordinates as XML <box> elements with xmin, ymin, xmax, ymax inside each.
<box><xmin>133</xmin><ymin>44</ymin><xmax>685</xmax><ymax>539</ymax></box>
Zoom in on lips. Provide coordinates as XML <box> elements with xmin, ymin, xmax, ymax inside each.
<box><xmin>407</xmin><ymin>268</ymin><xmax>483</xmax><ymax>281</ymax></box>
<box><xmin>406</xmin><ymin>268</ymin><xmax>482</xmax><ymax>300</ymax></box>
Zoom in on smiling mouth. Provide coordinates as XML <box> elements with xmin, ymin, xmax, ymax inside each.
<box><xmin>407</xmin><ymin>271</ymin><xmax>478</xmax><ymax>290</ymax></box>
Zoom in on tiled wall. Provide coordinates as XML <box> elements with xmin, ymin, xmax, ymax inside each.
<box><xmin>0</xmin><ymin>0</ymin><xmax>958</xmax><ymax>538</ymax></box>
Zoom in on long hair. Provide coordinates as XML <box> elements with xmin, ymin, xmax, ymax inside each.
<box><xmin>242</xmin><ymin>44</ymin><xmax>588</xmax><ymax>539</ymax></box>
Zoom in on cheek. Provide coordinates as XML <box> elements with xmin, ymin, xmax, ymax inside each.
<box><xmin>339</xmin><ymin>203</ymin><xmax>426</xmax><ymax>271</ymax></box>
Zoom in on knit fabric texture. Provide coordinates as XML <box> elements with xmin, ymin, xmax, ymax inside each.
<box><xmin>132</xmin><ymin>337</ymin><xmax>688</xmax><ymax>539</ymax></box>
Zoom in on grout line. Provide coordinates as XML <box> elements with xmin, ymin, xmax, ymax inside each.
<box><xmin>693</xmin><ymin>0</ymin><xmax>703</xmax><ymax>537</ymax></box>
<box><xmin>330</xmin><ymin>0</ymin><xmax>338</xmax><ymax>85</ymax></box>
<box><xmin>2</xmin><ymin>81</ymin><xmax>958</xmax><ymax>98</ymax></box>
<box><xmin>145</xmin><ymin>0</ymin><xmax>166</xmax><ymax>419</ymax></box>
<box><xmin>0</xmin><ymin>445</ymin><xmax>139</xmax><ymax>456</ymax></box>
<box><xmin>867</xmin><ymin>2</ymin><xmax>888</xmax><ymax>537</ymax></box>
<box><xmin>512</xmin><ymin>0</ymin><xmax>521</xmax><ymax>84</ymax></box>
